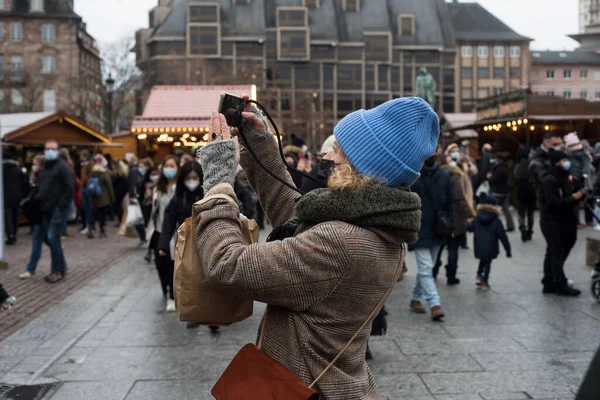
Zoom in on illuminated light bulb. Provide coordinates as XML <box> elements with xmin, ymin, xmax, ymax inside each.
<box><xmin>159</xmin><ymin>128</ymin><xmax>165</xmax><ymax>133</ymax></box>
<box><xmin>512</xmin><ymin>121</ymin><xmax>517</xmax><ymax>126</ymax></box>
<box><xmin>512</xmin><ymin>126</ymin><xmax>517</xmax><ymax>131</ymax></box>
<box><xmin>182</xmin><ymin>133</ymin><xmax>189</xmax><ymax>139</ymax></box>
<box><xmin>517</xmin><ymin>120</ymin><xmax>522</xmax><ymax>125</ymax></box>
<box><xmin>506</xmin><ymin>122</ymin><xmax>511</xmax><ymax>128</ymax></box>
<box><xmin>523</xmin><ymin>118</ymin><xmax>528</xmax><ymax>124</ymax></box>
<box><xmin>530</xmin><ymin>125</ymin><xmax>535</xmax><ymax>131</ymax></box>
<box><xmin>193</xmin><ymin>127</ymin><xmax>199</xmax><ymax>132</ymax></box>
<box><xmin>177</xmin><ymin>127</ymin><xmax>182</xmax><ymax>132</ymax></box>
<box><xmin>484</xmin><ymin>126</ymin><xmax>488</xmax><ymax>131</ymax></box>
<box><xmin>545</xmin><ymin>125</ymin><xmax>550</xmax><ymax>131</ymax></box>
<box><xmin>137</xmin><ymin>134</ymin><xmax>147</xmax><ymax>140</ymax></box>
<box><xmin>142</xmin><ymin>128</ymin><xmax>147</xmax><ymax>133</ymax></box>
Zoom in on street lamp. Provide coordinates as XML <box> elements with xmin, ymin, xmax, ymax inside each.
<box><xmin>105</xmin><ymin>73</ymin><xmax>115</xmax><ymax>134</ymax></box>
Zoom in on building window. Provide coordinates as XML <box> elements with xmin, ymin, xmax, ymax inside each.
<box><xmin>303</xmin><ymin>0</ymin><xmax>319</xmax><ymax>8</ymax></box>
<box><xmin>338</xmin><ymin>46</ymin><xmax>363</xmax><ymax>60</ymax></box>
<box><xmin>461</xmin><ymin>88</ymin><xmax>472</xmax><ymax>99</ymax></box>
<box><xmin>11</xmin><ymin>89</ymin><xmax>22</xmax><ymax>105</ymax></box>
<box><xmin>398</xmin><ymin>15</ymin><xmax>415</xmax><ymax>36</ymax></box>
<box><xmin>278</xmin><ymin>29</ymin><xmax>309</xmax><ymax>60</ymax></box>
<box><xmin>564</xmin><ymin>69</ymin><xmax>573</xmax><ymax>80</ymax></box>
<box><xmin>189</xmin><ymin>26</ymin><xmax>219</xmax><ymax>56</ymax></box>
<box><xmin>581</xmin><ymin>90</ymin><xmax>588</xmax><ymax>100</ymax></box>
<box><xmin>295</xmin><ymin>63</ymin><xmax>319</xmax><ymax>89</ymax></box>
<box><xmin>493</xmin><ymin>46</ymin><xmax>505</xmax><ymax>58</ymax></box>
<box><xmin>189</xmin><ymin>4</ymin><xmax>219</xmax><ymax>23</ymax></box>
<box><xmin>31</xmin><ymin>0</ymin><xmax>44</xmax><ymax>12</ymax></box>
<box><xmin>581</xmin><ymin>69</ymin><xmax>588</xmax><ymax>79</ymax></box>
<box><xmin>494</xmin><ymin>88</ymin><xmax>503</xmax><ymax>95</ymax></box>
<box><xmin>461</xmin><ymin>67</ymin><xmax>472</xmax><ymax>78</ymax></box>
<box><xmin>337</xmin><ymin>64</ymin><xmax>362</xmax><ymax>90</ymax></box>
<box><xmin>594</xmin><ymin>71</ymin><xmax>600</xmax><ymax>80</ymax></box>
<box><xmin>42</xmin><ymin>55</ymin><xmax>55</xmax><ymax>74</ymax></box>
<box><xmin>364</xmin><ymin>33</ymin><xmax>390</xmax><ymax>62</ymax></box>
<box><xmin>546</xmin><ymin>69</ymin><xmax>555</xmax><ymax>80</ymax></box>
<box><xmin>461</xmin><ymin>46</ymin><xmax>472</xmax><ymax>58</ymax></box>
<box><xmin>277</xmin><ymin>8</ymin><xmax>307</xmax><ymax>27</ymax></box>
<box><xmin>378</xmin><ymin>65</ymin><xmax>388</xmax><ymax>91</ymax></box>
<box><xmin>564</xmin><ymin>91</ymin><xmax>572</xmax><ymax>99</ymax></box>
<box><xmin>548</xmin><ymin>91</ymin><xmax>555</xmax><ymax>97</ymax></box>
<box><xmin>0</xmin><ymin>23</ymin><xmax>3</xmax><ymax>41</ymax></box>
<box><xmin>510</xmin><ymin>46</ymin><xmax>521</xmax><ymax>58</ymax></box>
<box><xmin>510</xmin><ymin>67</ymin><xmax>521</xmax><ymax>78</ymax></box>
<box><xmin>478</xmin><ymin>88</ymin><xmax>489</xmax><ymax>99</ymax></box>
<box><xmin>10</xmin><ymin>55</ymin><xmax>22</xmax><ymax>77</ymax></box>
<box><xmin>43</xmin><ymin>89</ymin><xmax>56</xmax><ymax>112</ymax></box>
<box><xmin>42</xmin><ymin>24</ymin><xmax>55</xmax><ymax>43</ymax></box>
<box><xmin>10</xmin><ymin>23</ymin><xmax>22</xmax><ymax>41</ymax></box>
<box><xmin>493</xmin><ymin>68</ymin><xmax>505</xmax><ymax>78</ymax></box>
<box><xmin>478</xmin><ymin>67</ymin><xmax>489</xmax><ymax>78</ymax></box>
<box><xmin>477</xmin><ymin>46</ymin><xmax>488</xmax><ymax>58</ymax></box>
<box><xmin>342</xmin><ymin>0</ymin><xmax>359</xmax><ymax>12</ymax></box>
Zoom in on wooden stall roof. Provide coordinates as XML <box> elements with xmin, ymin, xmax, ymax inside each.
<box><xmin>2</xmin><ymin>111</ymin><xmax>120</xmax><ymax>147</ymax></box>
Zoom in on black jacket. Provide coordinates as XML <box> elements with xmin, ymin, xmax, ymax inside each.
<box><xmin>234</xmin><ymin>179</ymin><xmax>256</xmax><ymax>219</ymax></box>
<box><xmin>128</xmin><ymin>167</ymin><xmax>143</xmax><ymax>199</ymax></box>
<box><xmin>158</xmin><ymin>187</ymin><xmax>204</xmax><ymax>252</ymax></box>
<box><xmin>513</xmin><ymin>159</ymin><xmax>535</xmax><ymax>198</ymax></box>
<box><xmin>3</xmin><ymin>160</ymin><xmax>28</xmax><ymax>208</ymax></box>
<box><xmin>300</xmin><ymin>165</ymin><xmax>327</xmax><ymax>193</ymax></box>
<box><xmin>489</xmin><ymin>161</ymin><xmax>511</xmax><ymax>194</ymax></box>
<box><xmin>409</xmin><ymin>165</ymin><xmax>454</xmax><ymax>250</ymax></box>
<box><xmin>539</xmin><ymin>166</ymin><xmax>577</xmax><ymax>223</ymax></box>
<box><xmin>34</xmin><ymin>158</ymin><xmax>74</xmax><ymax>213</ymax></box>
<box><xmin>466</xmin><ymin>205</ymin><xmax>511</xmax><ymax>260</ymax></box>
<box><xmin>112</xmin><ymin>175</ymin><xmax>129</xmax><ymax>203</ymax></box>
<box><xmin>529</xmin><ymin>146</ymin><xmax>551</xmax><ymax>192</ymax></box>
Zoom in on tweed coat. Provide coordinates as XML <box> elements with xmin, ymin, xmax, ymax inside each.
<box><xmin>195</xmin><ymin>119</ymin><xmax>419</xmax><ymax>399</ymax></box>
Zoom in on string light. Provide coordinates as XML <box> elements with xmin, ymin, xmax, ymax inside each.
<box><xmin>545</xmin><ymin>125</ymin><xmax>550</xmax><ymax>131</ymax></box>
<box><xmin>530</xmin><ymin>125</ymin><xmax>535</xmax><ymax>131</ymax></box>
<box><xmin>523</xmin><ymin>118</ymin><xmax>528</xmax><ymax>124</ymax></box>
<box><xmin>137</xmin><ymin>134</ymin><xmax>147</xmax><ymax>140</ymax></box>
<box><xmin>484</xmin><ymin>126</ymin><xmax>488</xmax><ymax>131</ymax></box>
<box><xmin>506</xmin><ymin>122</ymin><xmax>511</xmax><ymax>128</ymax></box>
<box><xmin>512</xmin><ymin>126</ymin><xmax>517</xmax><ymax>131</ymax></box>
<box><xmin>517</xmin><ymin>120</ymin><xmax>522</xmax><ymax>125</ymax></box>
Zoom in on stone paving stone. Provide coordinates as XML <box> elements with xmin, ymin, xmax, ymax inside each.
<box><xmin>50</xmin><ymin>381</ymin><xmax>134</xmax><ymax>400</ymax></box>
<box><xmin>124</xmin><ymin>381</ymin><xmax>215</xmax><ymax>400</ymax></box>
<box><xmin>396</xmin><ymin>336</ymin><xmax>526</xmax><ymax>355</ymax></box>
<box><xmin>374</xmin><ymin>374</ymin><xmax>433</xmax><ymax>397</ymax></box>
<box><xmin>470</xmin><ymin>351</ymin><xmax>594</xmax><ymax>374</ymax></box>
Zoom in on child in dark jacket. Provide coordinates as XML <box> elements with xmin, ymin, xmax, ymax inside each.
<box><xmin>466</xmin><ymin>194</ymin><xmax>512</xmax><ymax>290</ymax></box>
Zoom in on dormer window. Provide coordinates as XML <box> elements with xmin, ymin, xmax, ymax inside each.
<box><xmin>342</xmin><ymin>0</ymin><xmax>359</xmax><ymax>12</ymax></box>
<box><xmin>31</xmin><ymin>0</ymin><xmax>44</xmax><ymax>12</ymax></box>
<box><xmin>364</xmin><ymin>32</ymin><xmax>391</xmax><ymax>62</ymax></box>
<box><xmin>398</xmin><ymin>14</ymin><xmax>415</xmax><ymax>36</ymax></box>
<box><xmin>277</xmin><ymin>7</ymin><xmax>308</xmax><ymax>27</ymax></box>
<box><xmin>189</xmin><ymin>3</ymin><xmax>219</xmax><ymax>24</ymax></box>
<box><xmin>303</xmin><ymin>0</ymin><xmax>319</xmax><ymax>8</ymax></box>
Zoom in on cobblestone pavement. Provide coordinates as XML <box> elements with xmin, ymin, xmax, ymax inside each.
<box><xmin>0</xmin><ymin>223</ymin><xmax>140</xmax><ymax>341</ymax></box>
<box><xmin>1</xmin><ymin>224</ymin><xmax>599</xmax><ymax>400</ymax></box>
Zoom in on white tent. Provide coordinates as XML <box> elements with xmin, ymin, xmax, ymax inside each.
<box><xmin>0</xmin><ymin>112</ymin><xmax>53</xmax><ymax>139</ymax></box>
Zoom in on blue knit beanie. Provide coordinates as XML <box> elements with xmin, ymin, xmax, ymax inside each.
<box><xmin>334</xmin><ymin>97</ymin><xmax>439</xmax><ymax>187</ymax></box>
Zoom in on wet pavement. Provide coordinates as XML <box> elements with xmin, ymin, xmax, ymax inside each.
<box><xmin>1</xmin><ymin>223</ymin><xmax>599</xmax><ymax>400</ymax></box>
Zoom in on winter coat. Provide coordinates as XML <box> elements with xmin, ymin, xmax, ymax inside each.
<box><xmin>529</xmin><ymin>146</ymin><xmax>552</xmax><ymax>192</ymax></box>
<box><xmin>34</xmin><ymin>158</ymin><xmax>74</xmax><ymax>213</ymax></box>
<box><xmin>158</xmin><ymin>187</ymin><xmax>204</xmax><ymax>257</ymax></box>
<box><xmin>194</xmin><ymin>122</ymin><xmax>421</xmax><ymax>400</ymax></box>
<box><xmin>540</xmin><ymin>166</ymin><xmax>578</xmax><ymax>224</ymax></box>
<box><xmin>466</xmin><ymin>204</ymin><xmax>511</xmax><ymax>260</ymax></box>
<box><xmin>568</xmin><ymin>149</ymin><xmax>591</xmax><ymax>179</ymax></box>
<box><xmin>89</xmin><ymin>165</ymin><xmax>115</xmax><ymax>209</ymax></box>
<box><xmin>300</xmin><ymin>164</ymin><xmax>327</xmax><ymax>193</ymax></box>
<box><xmin>513</xmin><ymin>159</ymin><xmax>535</xmax><ymax>200</ymax></box>
<box><xmin>234</xmin><ymin>178</ymin><xmax>256</xmax><ymax>219</ymax></box>
<box><xmin>128</xmin><ymin>167</ymin><xmax>143</xmax><ymax>199</ymax></box>
<box><xmin>80</xmin><ymin>160</ymin><xmax>94</xmax><ymax>187</ymax></box>
<box><xmin>409</xmin><ymin>165</ymin><xmax>454</xmax><ymax>250</ymax></box>
<box><xmin>442</xmin><ymin>165</ymin><xmax>475</xmax><ymax>236</ymax></box>
<box><xmin>147</xmin><ymin>184</ymin><xmax>176</xmax><ymax>242</ymax></box>
<box><xmin>476</xmin><ymin>151</ymin><xmax>493</xmax><ymax>188</ymax></box>
<box><xmin>489</xmin><ymin>161</ymin><xmax>511</xmax><ymax>194</ymax></box>
<box><xmin>3</xmin><ymin>160</ymin><xmax>28</xmax><ymax>208</ymax></box>
<box><xmin>112</xmin><ymin>174</ymin><xmax>129</xmax><ymax>203</ymax></box>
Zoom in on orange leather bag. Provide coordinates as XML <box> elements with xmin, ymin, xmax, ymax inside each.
<box><xmin>211</xmin><ymin>255</ymin><xmax>404</xmax><ymax>399</ymax></box>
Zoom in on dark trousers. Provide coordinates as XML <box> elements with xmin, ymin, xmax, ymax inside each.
<box><xmin>256</xmin><ymin>202</ymin><xmax>265</xmax><ymax>229</ymax></box>
<box><xmin>4</xmin><ymin>206</ymin><xmax>19</xmax><ymax>240</ymax></box>
<box><xmin>0</xmin><ymin>284</ymin><xmax>9</xmax><ymax>303</ymax></box>
<box><xmin>92</xmin><ymin>206</ymin><xmax>109</xmax><ymax>232</ymax></box>
<box><xmin>477</xmin><ymin>259</ymin><xmax>492</xmax><ymax>284</ymax></box>
<box><xmin>151</xmin><ymin>232</ymin><xmax>174</xmax><ymax>300</ymax></box>
<box><xmin>540</xmin><ymin>219</ymin><xmax>577</xmax><ymax>288</ymax></box>
<box><xmin>494</xmin><ymin>193</ymin><xmax>515</xmax><ymax>231</ymax></box>
<box><xmin>447</xmin><ymin>234</ymin><xmax>464</xmax><ymax>267</ymax></box>
<box><xmin>517</xmin><ymin>194</ymin><xmax>536</xmax><ymax>233</ymax></box>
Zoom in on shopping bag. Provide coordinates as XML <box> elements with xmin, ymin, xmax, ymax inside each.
<box><xmin>476</xmin><ymin>180</ymin><xmax>490</xmax><ymax>198</ymax></box>
<box><xmin>174</xmin><ymin>198</ymin><xmax>257</xmax><ymax>325</ymax></box>
<box><xmin>126</xmin><ymin>201</ymin><xmax>144</xmax><ymax>227</ymax></box>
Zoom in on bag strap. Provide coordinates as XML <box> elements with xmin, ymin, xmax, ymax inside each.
<box><xmin>257</xmin><ymin>247</ymin><xmax>405</xmax><ymax>389</ymax></box>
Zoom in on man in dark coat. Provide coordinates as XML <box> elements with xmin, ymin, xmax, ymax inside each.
<box><xmin>539</xmin><ymin>150</ymin><xmax>582</xmax><ymax>296</ymax></box>
<box><xmin>474</xmin><ymin>143</ymin><xmax>493</xmax><ymax>194</ymax></box>
<box><xmin>33</xmin><ymin>140</ymin><xmax>74</xmax><ymax>284</ymax></box>
<box><xmin>529</xmin><ymin>131</ymin><xmax>563</xmax><ymax>193</ymax></box>
<box><xmin>3</xmin><ymin>147</ymin><xmax>28</xmax><ymax>245</ymax></box>
<box><xmin>408</xmin><ymin>155</ymin><xmax>453</xmax><ymax>321</ymax></box>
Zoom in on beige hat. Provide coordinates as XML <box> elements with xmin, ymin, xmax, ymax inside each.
<box><xmin>320</xmin><ymin>135</ymin><xmax>336</xmax><ymax>154</ymax></box>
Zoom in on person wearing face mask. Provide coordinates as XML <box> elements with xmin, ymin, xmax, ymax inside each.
<box><xmin>129</xmin><ymin>157</ymin><xmax>153</xmax><ymax>247</ymax></box>
<box><xmin>529</xmin><ymin>131</ymin><xmax>563</xmax><ymax>195</ymax></box>
<box><xmin>86</xmin><ymin>154</ymin><xmax>115</xmax><ymax>239</ymax></box>
<box><xmin>158</xmin><ymin>161</ymin><xmax>204</xmax><ymax>326</ymax></box>
<box><xmin>2</xmin><ymin>147</ymin><xmax>28</xmax><ymax>245</ymax></box>
<box><xmin>147</xmin><ymin>156</ymin><xmax>179</xmax><ymax>312</ymax></box>
<box><xmin>445</xmin><ymin>143</ymin><xmax>477</xmax><ymax>203</ymax></box>
<box><xmin>539</xmin><ymin>150</ymin><xmax>583</xmax><ymax>296</ymax></box>
<box><xmin>31</xmin><ymin>140</ymin><xmax>74</xmax><ymax>284</ymax></box>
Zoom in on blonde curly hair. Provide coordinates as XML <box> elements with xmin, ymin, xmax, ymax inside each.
<box><xmin>327</xmin><ymin>147</ymin><xmax>375</xmax><ymax>191</ymax></box>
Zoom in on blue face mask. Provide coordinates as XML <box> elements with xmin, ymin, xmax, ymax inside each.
<box><xmin>451</xmin><ymin>152</ymin><xmax>460</xmax><ymax>161</ymax></box>
<box><xmin>150</xmin><ymin>175</ymin><xmax>159</xmax><ymax>182</ymax></box>
<box><xmin>138</xmin><ymin>167</ymin><xmax>146</xmax><ymax>176</ymax></box>
<box><xmin>562</xmin><ymin>161</ymin><xmax>572</xmax><ymax>172</ymax></box>
<box><xmin>45</xmin><ymin>149</ymin><xmax>58</xmax><ymax>161</ymax></box>
<box><xmin>162</xmin><ymin>167</ymin><xmax>177</xmax><ymax>180</ymax></box>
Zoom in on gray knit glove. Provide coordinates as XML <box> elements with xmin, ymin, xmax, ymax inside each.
<box><xmin>198</xmin><ymin>140</ymin><xmax>238</xmax><ymax>192</ymax></box>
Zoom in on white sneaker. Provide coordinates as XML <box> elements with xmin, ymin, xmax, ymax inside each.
<box><xmin>165</xmin><ymin>299</ymin><xmax>176</xmax><ymax>312</ymax></box>
<box><xmin>18</xmin><ymin>271</ymin><xmax>33</xmax><ymax>279</ymax></box>
<box><xmin>80</xmin><ymin>227</ymin><xmax>89</xmax><ymax>235</ymax></box>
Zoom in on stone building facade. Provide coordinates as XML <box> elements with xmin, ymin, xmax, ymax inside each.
<box><xmin>135</xmin><ymin>0</ymin><xmax>528</xmax><ymax>146</ymax></box>
<box><xmin>0</xmin><ymin>0</ymin><xmax>103</xmax><ymax>130</ymax></box>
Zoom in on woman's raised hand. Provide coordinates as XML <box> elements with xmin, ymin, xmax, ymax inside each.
<box><xmin>208</xmin><ymin>111</ymin><xmax>240</xmax><ymax>166</ymax></box>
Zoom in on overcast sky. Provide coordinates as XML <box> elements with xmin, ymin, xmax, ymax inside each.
<box><xmin>75</xmin><ymin>0</ymin><xmax>580</xmax><ymax>50</ymax></box>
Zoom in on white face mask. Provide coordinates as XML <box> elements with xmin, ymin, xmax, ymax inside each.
<box><xmin>185</xmin><ymin>180</ymin><xmax>200</xmax><ymax>192</ymax></box>
<box><xmin>449</xmin><ymin>161</ymin><xmax>457</xmax><ymax>168</ymax></box>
